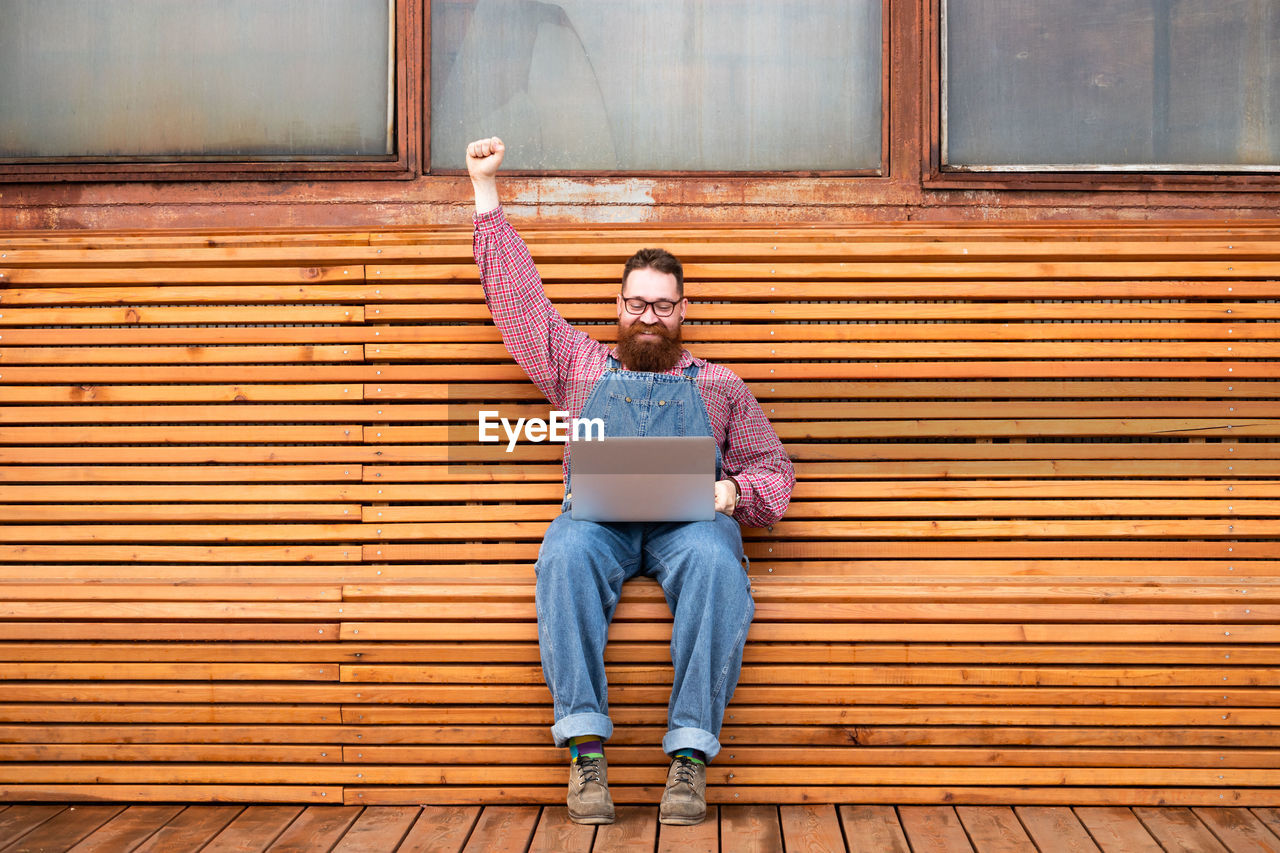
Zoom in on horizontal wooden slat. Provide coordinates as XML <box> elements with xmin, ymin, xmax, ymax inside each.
<box><xmin>6</xmin><ymin>599</ymin><xmax>1260</xmax><ymax>622</ymax></box>
<box><xmin>337</xmin><ymin>621</ymin><xmax>1280</xmax><ymax>643</ymax></box>
<box><xmin>0</xmin><ymin>283</ymin><xmax>387</xmax><ymax>306</ymax></box>
<box><xmin>0</xmin><ymin>404</ymin><xmax>443</xmax><ymax>423</ymax></box>
<box><xmin>11</xmin><ymin>479</ymin><xmax>1273</xmax><ymax>502</ymax></box>
<box><xmin>14</xmin><ymin>401</ymin><xmax>1280</xmax><ymax>425</ymax></box>
<box><xmin>2</xmin><ymin>440</ymin><xmax>1270</xmax><ymax>465</ymax></box>
<box><xmin>5</xmin><ymin>492</ymin><xmax>1280</xmax><ymax>517</ymax></box>
<box><xmin>0</xmin><ymin>265</ymin><xmax>362</xmax><ymax>285</ymax></box>
<box><xmin>0</xmin><ymin>704</ymin><xmax>342</xmax><ymax>723</ymax></box>
<box><xmin>6</xmin><ymin>279</ymin><xmax>1279</xmax><ymax>305</ymax></box>
<box><xmin>337</xmin><ymin>580</ymin><xmax>1280</xmax><ymax>604</ymax></box>
<box><xmin>8</xmin><ymin>517</ymin><xmax>1276</xmax><ymax>545</ymax></box>
<box><xmin>2</xmin><ymin>359</ymin><xmax>1277</xmax><ymax>382</ymax></box>
<box><xmin>0</xmin><ymin>585</ymin><xmax>342</xmax><ymax>601</ymax></box>
<box><xmin>371</xmin><ymin>259</ymin><xmax>1280</xmax><ymax>281</ymax></box>
<box><xmin>0</xmin><ymin>560</ymin><xmax>1270</xmax><ymax>582</ymax></box>
<box><xmin>0</xmin><ymin>545</ymin><xmax>361</xmax><ymax>563</ymax></box>
<box><xmin>365</xmin><ymin>341</ymin><xmax>1279</xmax><ymax>360</ymax></box>
<box><xmin>7</xmin><ymin>320</ymin><xmax>1278</xmax><ymax>346</ymax></box>
<box><xmin>374</xmin><ymin>300</ymin><xmax>1280</xmax><ymax>322</ymax></box>
<box><xmin>24</xmin><ymin>684</ymin><xmax>1277</xmax><ymax>711</ymax></box>
<box><xmin>0</xmin><ymin>306</ymin><xmax>364</xmax><ymax>325</ymax></box>
<box><xmin>0</xmin><ymin>466</ymin><xmax>363</xmax><ymax>482</ymax></box>
<box><xmin>0</xmin><ymin>345</ymin><xmax>362</xmax><ymax>364</ymax></box>
<box><xmin>366</xmin><ymin>419</ymin><xmax>1280</xmax><ymax>443</ymax></box>
<box><xmin>0</xmin><ymin>641</ymin><xmax>1274</xmax><ymax>665</ymax></box>
<box><xmin>1</xmin><ymin>763</ymin><xmax>1277</xmax><ymax>788</ymax></box>
<box><xmin>340</xmin><ymin>745</ymin><xmax>1280</xmax><ymax>769</ymax></box>
<box><xmin>0</xmin><ymin>723</ymin><xmax>1273</xmax><ymax>747</ymax></box>
<box><xmin>0</xmin><ymin>505</ymin><xmax>359</xmax><ymax>522</ymax></box>
<box><xmin>337</xmin><ymin>663</ymin><xmax>1278</xmax><ymax>687</ymax></box>
<box><xmin>0</xmin><ymin>664</ymin><xmax>334</xmax><ymax>681</ymax></box>
<box><xmin>0</xmin><ymin>623</ymin><xmax>341</xmax><ymax>641</ymax></box>
<box><xmin>11</xmin><ymin>237</ymin><xmax>1280</xmax><ymax>267</ymax></box>
<box><xmin>367</xmin><ymin>379</ymin><xmax>1280</xmax><ymax>400</ymax></box>
<box><xmin>340</xmin><ymin>703</ymin><xmax>1277</xmax><ymax>727</ymax></box>
<box><xmin>367</xmin><ymin>540</ymin><xmax>1272</xmax><ymax>562</ymax></box>
<box><xmin>0</xmin><ymin>745</ymin><xmax>338</xmax><ymax>763</ymax></box>
<box><xmin>340</xmin><ymin>786</ymin><xmax>1280</xmax><ymax>807</ymax></box>
<box><xmin>0</xmin><ymin>385</ymin><xmax>365</xmax><ymax>404</ymax></box>
<box><xmin>0</xmin><ymin>785</ymin><xmax>338</xmax><ymax>803</ymax></box>
<box><xmin>0</xmin><ymin>425</ymin><xmax>363</xmax><ymax>444</ymax></box>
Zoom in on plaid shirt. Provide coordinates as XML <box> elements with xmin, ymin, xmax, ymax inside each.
<box><xmin>474</xmin><ymin>207</ymin><xmax>794</xmax><ymax>528</ymax></box>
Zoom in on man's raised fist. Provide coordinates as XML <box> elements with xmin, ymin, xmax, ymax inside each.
<box><xmin>466</xmin><ymin>137</ymin><xmax>505</xmax><ymax>181</ymax></box>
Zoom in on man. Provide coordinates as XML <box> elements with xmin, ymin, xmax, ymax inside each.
<box><xmin>467</xmin><ymin>136</ymin><xmax>794</xmax><ymax>825</ymax></box>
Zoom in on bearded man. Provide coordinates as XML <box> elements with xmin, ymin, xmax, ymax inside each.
<box><xmin>467</xmin><ymin>137</ymin><xmax>794</xmax><ymax>826</ymax></box>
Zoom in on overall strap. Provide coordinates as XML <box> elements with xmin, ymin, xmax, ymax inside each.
<box><xmin>681</xmin><ymin>361</ymin><xmax>700</xmax><ymax>379</ymax></box>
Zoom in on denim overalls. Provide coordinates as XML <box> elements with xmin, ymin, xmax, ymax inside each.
<box><xmin>535</xmin><ymin>355</ymin><xmax>754</xmax><ymax>761</ymax></box>
<box><xmin>563</xmin><ymin>355</ymin><xmax>723</xmax><ymax>510</ymax></box>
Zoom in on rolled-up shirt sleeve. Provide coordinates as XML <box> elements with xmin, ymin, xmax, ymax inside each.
<box><xmin>473</xmin><ymin>207</ymin><xmax>590</xmax><ymax>410</ymax></box>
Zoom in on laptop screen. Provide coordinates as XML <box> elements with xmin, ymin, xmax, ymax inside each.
<box><xmin>569</xmin><ymin>435</ymin><xmax>716</xmax><ymax>522</ymax></box>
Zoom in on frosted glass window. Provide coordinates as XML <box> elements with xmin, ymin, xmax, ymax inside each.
<box><xmin>0</xmin><ymin>0</ymin><xmax>394</xmax><ymax>161</ymax></box>
<box><xmin>944</xmin><ymin>0</ymin><xmax>1280</xmax><ymax>170</ymax></box>
<box><xmin>431</xmin><ymin>0</ymin><xmax>883</xmax><ymax>171</ymax></box>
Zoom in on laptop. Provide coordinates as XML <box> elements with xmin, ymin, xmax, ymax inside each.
<box><xmin>569</xmin><ymin>435</ymin><xmax>716</xmax><ymax>522</ymax></box>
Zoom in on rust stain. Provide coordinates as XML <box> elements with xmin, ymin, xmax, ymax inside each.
<box><xmin>1</xmin><ymin>175</ymin><xmax>1276</xmax><ymax>230</ymax></box>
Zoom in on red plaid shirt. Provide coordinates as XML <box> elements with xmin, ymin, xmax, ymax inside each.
<box><xmin>474</xmin><ymin>207</ymin><xmax>794</xmax><ymax>528</ymax></box>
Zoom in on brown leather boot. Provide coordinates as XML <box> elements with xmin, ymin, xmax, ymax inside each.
<box><xmin>658</xmin><ymin>755</ymin><xmax>707</xmax><ymax>825</ymax></box>
<box><xmin>566</xmin><ymin>754</ymin><xmax>615</xmax><ymax>824</ymax></box>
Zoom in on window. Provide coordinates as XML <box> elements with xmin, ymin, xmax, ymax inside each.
<box><xmin>0</xmin><ymin>0</ymin><xmax>420</xmax><ymax>181</ymax></box>
<box><xmin>430</xmin><ymin>0</ymin><xmax>885</xmax><ymax>173</ymax></box>
<box><xmin>942</xmin><ymin>0</ymin><xmax>1280</xmax><ymax>172</ymax></box>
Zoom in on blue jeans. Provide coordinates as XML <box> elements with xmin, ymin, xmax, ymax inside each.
<box><xmin>534</xmin><ymin>509</ymin><xmax>754</xmax><ymax>761</ymax></box>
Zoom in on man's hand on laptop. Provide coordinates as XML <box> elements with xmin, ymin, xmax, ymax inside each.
<box><xmin>714</xmin><ymin>479</ymin><xmax>739</xmax><ymax>515</ymax></box>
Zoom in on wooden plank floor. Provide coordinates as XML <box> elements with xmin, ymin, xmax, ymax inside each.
<box><xmin>2</xmin><ymin>804</ymin><xmax>1279</xmax><ymax>852</ymax></box>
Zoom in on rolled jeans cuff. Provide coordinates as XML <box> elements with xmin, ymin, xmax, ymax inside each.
<box><xmin>550</xmin><ymin>712</ymin><xmax>613</xmax><ymax>749</ymax></box>
<box><xmin>663</xmin><ymin>727</ymin><xmax>722</xmax><ymax>762</ymax></box>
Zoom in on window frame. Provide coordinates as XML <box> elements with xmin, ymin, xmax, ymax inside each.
<box><xmin>0</xmin><ymin>0</ymin><xmax>423</xmax><ymax>183</ymax></box>
<box><xmin>424</xmin><ymin>0</ymin><xmax>892</xmax><ymax>178</ymax></box>
<box><xmin>923</xmin><ymin>0</ymin><xmax>1280</xmax><ymax>192</ymax></box>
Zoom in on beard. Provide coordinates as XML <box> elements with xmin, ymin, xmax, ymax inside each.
<box><xmin>616</xmin><ymin>319</ymin><xmax>684</xmax><ymax>373</ymax></box>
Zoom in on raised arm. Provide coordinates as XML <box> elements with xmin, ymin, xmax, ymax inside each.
<box><xmin>467</xmin><ymin>137</ymin><xmax>596</xmax><ymax>410</ymax></box>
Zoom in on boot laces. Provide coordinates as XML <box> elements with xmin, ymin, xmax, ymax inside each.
<box><xmin>576</xmin><ymin>754</ymin><xmax>603</xmax><ymax>785</ymax></box>
<box><xmin>672</xmin><ymin>755</ymin><xmax>699</xmax><ymax>787</ymax></box>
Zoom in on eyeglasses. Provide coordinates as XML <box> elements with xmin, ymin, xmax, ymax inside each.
<box><xmin>622</xmin><ymin>297</ymin><xmax>679</xmax><ymax>317</ymax></box>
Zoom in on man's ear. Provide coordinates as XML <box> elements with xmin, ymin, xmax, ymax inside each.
<box><xmin>678</xmin><ymin>297</ymin><xmax>688</xmax><ymax>322</ymax></box>
<box><xmin>616</xmin><ymin>293</ymin><xmax>625</xmax><ymax>320</ymax></box>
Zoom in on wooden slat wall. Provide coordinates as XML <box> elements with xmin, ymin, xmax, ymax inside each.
<box><xmin>0</xmin><ymin>221</ymin><xmax>1278</xmax><ymax>807</ymax></box>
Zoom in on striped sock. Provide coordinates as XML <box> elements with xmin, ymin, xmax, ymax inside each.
<box><xmin>673</xmin><ymin>747</ymin><xmax>706</xmax><ymax>765</ymax></box>
<box><xmin>569</xmin><ymin>736</ymin><xmax>604</xmax><ymax>762</ymax></box>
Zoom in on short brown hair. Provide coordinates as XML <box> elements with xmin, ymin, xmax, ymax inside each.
<box><xmin>622</xmin><ymin>248</ymin><xmax>684</xmax><ymax>299</ymax></box>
